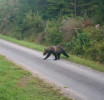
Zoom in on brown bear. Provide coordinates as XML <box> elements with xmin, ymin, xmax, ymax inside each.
<box><xmin>43</xmin><ymin>46</ymin><xmax>69</xmax><ymax>60</ymax></box>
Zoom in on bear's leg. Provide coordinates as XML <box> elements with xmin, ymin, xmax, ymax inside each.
<box><xmin>62</xmin><ymin>51</ymin><xmax>69</xmax><ymax>57</ymax></box>
<box><xmin>44</xmin><ymin>53</ymin><xmax>51</xmax><ymax>60</ymax></box>
<box><xmin>53</xmin><ymin>53</ymin><xmax>57</xmax><ymax>60</ymax></box>
<box><xmin>57</xmin><ymin>54</ymin><xmax>60</xmax><ymax>59</ymax></box>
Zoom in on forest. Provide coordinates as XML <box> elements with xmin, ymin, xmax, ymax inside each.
<box><xmin>0</xmin><ymin>0</ymin><xmax>104</xmax><ymax>63</ymax></box>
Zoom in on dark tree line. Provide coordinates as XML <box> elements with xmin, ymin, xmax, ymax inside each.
<box><xmin>0</xmin><ymin>0</ymin><xmax>104</xmax><ymax>23</ymax></box>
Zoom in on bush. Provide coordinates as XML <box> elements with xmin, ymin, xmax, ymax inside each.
<box><xmin>84</xmin><ymin>26</ymin><xmax>104</xmax><ymax>62</ymax></box>
<box><xmin>22</xmin><ymin>11</ymin><xmax>44</xmax><ymax>39</ymax></box>
<box><xmin>86</xmin><ymin>42</ymin><xmax>104</xmax><ymax>63</ymax></box>
<box><xmin>69</xmin><ymin>26</ymin><xmax>104</xmax><ymax>63</ymax></box>
<box><xmin>9</xmin><ymin>32</ymin><xmax>22</xmax><ymax>40</ymax></box>
<box><xmin>44</xmin><ymin>19</ymin><xmax>63</xmax><ymax>45</ymax></box>
<box><xmin>60</xmin><ymin>18</ymin><xmax>82</xmax><ymax>42</ymax></box>
<box><xmin>70</xmin><ymin>30</ymin><xmax>92</xmax><ymax>55</ymax></box>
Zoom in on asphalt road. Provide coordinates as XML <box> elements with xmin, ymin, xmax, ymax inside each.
<box><xmin>0</xmin><ymin>39</ymin><xmax>104</xmax><ymax>100</ymax></box>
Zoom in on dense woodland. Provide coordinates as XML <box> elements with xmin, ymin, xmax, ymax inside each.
<box><xmin>0</xmin><ymin>0</ymin><xmax>104</xmax><ymax>63</ymax></box>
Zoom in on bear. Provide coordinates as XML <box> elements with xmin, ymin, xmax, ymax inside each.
<box><xmin>43</xmin><ymin>46</ymin><xmax>69</xmax><ymax>60</ymax></box>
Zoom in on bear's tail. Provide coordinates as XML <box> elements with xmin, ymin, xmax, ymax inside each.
<box><xmin>62</xmin><ymin>51</ymin><xmax>69</xmax><ymax>57</ymax></box>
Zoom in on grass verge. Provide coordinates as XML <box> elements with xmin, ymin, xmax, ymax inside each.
<box><xmin>0</xmin><ymin>34</ymin><xmax>104</xmax><ymax>72</ymax></box>
<box><xmin>0</xmin><ymin>55</ymin><xmax>71</xmax><ymax>100</ymax></box>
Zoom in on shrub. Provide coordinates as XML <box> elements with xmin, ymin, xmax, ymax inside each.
<box><xmin>60</xmin><ymin>18</ymin><xmax>82</xmax><ymax>42</ymax></box>
<box><xmin>84</xmin><ymin>26</ymin><xmax>104</xmax><ymax>63</ymax></box>
<box><xmin>69</xmin><ymin>26</ymin><xmax>104</xmax><ymax>63</ymax></box>
<box><xmin>44</xmin><ymin>19</ymin><xmax>63</xmax><ymax>45</ymax></box>
<box><xmin>22</xmin><ymin>11</ymin><xmax>44</xmax><ymax>39</ymax></box>
<box><xmin>86</xmin><ymin>42</ymin><xmax>104</xmax><ymax>63</ymax></box>
<box><xmin>70</xmin><ymin>30</ymin><xmax>92</xmax><ymax>55</ymax></box>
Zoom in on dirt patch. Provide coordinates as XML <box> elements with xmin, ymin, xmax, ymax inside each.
<box><xmin>17</xmin><ymin>76</ymin><xmax>32</xmax><ymax>87</ymax></box>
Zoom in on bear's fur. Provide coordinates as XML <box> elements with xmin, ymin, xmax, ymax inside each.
<box><xmin>43</xmin><ymin>46</ymin><xmax>69</xmax><ymax>60</ymax></box>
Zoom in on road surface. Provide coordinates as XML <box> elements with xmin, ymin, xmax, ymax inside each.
<box><xmin>0</xmin><ymin>39</ymin><xmax>104</xmax><ymax>100</ymax></box>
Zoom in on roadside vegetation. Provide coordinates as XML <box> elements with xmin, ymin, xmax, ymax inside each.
<box><xmin>0</xmin><ymin>55</ymin><xmax>71</xmax><ymax>100</ymax></box>
<box><xmin>0</xmin><ymin>35</ymin><xmax>104</xmax><ymax>72</ymax></box>
<box><xmin>0</xmin><ymin>0</ymin><xmax>104</xmax><ymax>71</ymax></box>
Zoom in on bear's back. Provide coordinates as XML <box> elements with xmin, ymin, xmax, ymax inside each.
<box><xmin>54</xmin><ymin>46</ymin><xmax>64</xmax><ymax>53</ymax></box>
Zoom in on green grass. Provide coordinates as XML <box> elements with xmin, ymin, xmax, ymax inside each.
<box><xmin>62</xmin><ymin>55</ymin><xmax>104</xmax><ymax>72</ymax></box>
<box><xmin>0</xmin><ymin>55</ymin><xmax>71</xmax><ymax>100</ymax></box>
<box><xmin>0</xmin><ymin>34</ymin><xmax>104</xmax><ymax>72</ymax></box>
<box><xmin>0</xmin><ymin>35</ymin><xmax>45</xmax><ymax>52</ymax></box>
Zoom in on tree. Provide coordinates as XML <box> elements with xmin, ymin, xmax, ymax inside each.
<box><xmin>77</xmin><ymin>0</ymin><xmax>98</xmax><ymax>17</ymax></box>
<box><xmin>74</xmin><ymin>0</ymin><xmax>77</xmax><ymax>16</ymax></box>
<box><xmin>95</xmin><ymin>0</ymin><xmax>104</xmax><ymax>24</ymax></box>
<box><xmin>46</xmin><ymin>0</ymin><xmax>73</xmax><ymax>18</ymax></box>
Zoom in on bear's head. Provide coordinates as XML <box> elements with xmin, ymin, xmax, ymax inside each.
<box><xmin>43</xmin><ymin>49</ymin><xmax>49</xmax><ymax>55</ymax></box>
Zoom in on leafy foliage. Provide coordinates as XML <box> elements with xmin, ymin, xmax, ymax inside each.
<box><xmin>95</xmin><ymin>0</ymin><xmax>104</xmax><ymax>24</ymax></box>
<box><xmin>21</xmin><ymin>11</ymin><xmax>44</xmax><ymax>41</ymax></box>
<box><xmin>23</xmin><ymin>11</ymin><xmax>44</xmax><ymax>33</ymax></box>
<box><xmin>69</xmin><ymin>27</ymin><xmax>104</xmax><ymax>63</ymax></box>
<box><xmin>44</xmin><ymin>19</ymin><xmax>63</xmax><ymax>45</ymax></box>
<box><xmin>70</xmin><ymin>30</ymin><xmax>92</xmax><ymax>55</ymax></box>
<box><xmin>46</xmin><ymin>0</ymin><xmax>73</xmax><ymax>18</ymax></box>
